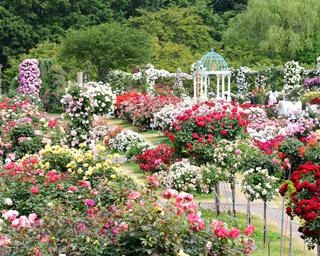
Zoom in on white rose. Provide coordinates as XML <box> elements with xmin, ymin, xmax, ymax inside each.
<box><xmin>4</xmin><ymin>198</ymin><xmax>13</xmax><ymax>206</ymax></box>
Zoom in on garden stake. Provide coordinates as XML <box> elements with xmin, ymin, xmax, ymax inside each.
<box><xmin>246</xmin><ymin>199</ymin><xmax>251</xmax><ymax>225</ymax></box>
<box><xmin>289</xmin><ymin>217</ymin><xmax>293</xmax><ymax>256</ymax></box>
<box><xmin>268</xmin><ymin>240</ymin><xmax>271</xmax><ymax>256</ymax></box>
<box><xmin>317</xmin><ymin>243</ymin><xmax>320</xmax><ymax>256</ymax></box>
<box><xmin>231</xmin><ymin>176</ymin><xmax>236</xmax><ymax>218</ymax></box>
<box><xmin>280</xmin><ymin>197</ymin><xmax>285</xmax><ymax>256</ymax></box>
<box><xmin>214</xmin><ymin>183</ymin><xmax>220</xmax><ymax>216</ymax></box>
<box><xmin>263</xmin><ymin>200</ymin><xmax>267</xmax><ymax>248</ymax></box>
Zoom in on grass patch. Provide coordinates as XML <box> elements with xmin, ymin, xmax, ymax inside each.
<box><xmin>201</xmin><ymin>210</ymin><xmax>314</xmax><ymax>256</ymax></box>
<box><xmin>120</xmin><ymin>161</ymin><xmax>146</xmax><ymax>184</ymax></box>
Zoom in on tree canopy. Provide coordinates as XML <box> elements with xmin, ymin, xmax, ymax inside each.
<box><xmin>60</xmin><ymin>23</ymin><xmax>153</xmax><ymax>80</ymax></box>
<box><xmin>223</xmin><ymin>0</ymin><xmax>320</xmax><ymax>63</ymax></box>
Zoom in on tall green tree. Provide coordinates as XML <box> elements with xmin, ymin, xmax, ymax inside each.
<box><xmin>128</xmin><ymin>7</ymin><xmax>216</xmax><ymax>53</ymax></box>
<box><xmin>0</xmin><ymin>0</ymin><xmax>114</xmax><ymax>68</ymax></box>
<box><xmin>59</xmin><ymin>23</ymin><xmax>153</xmax><ymax>80</ymax></box>
<box><xmin>224</xmin><ymin>0</ymin><xmax>320</xmax><ymax>64</ymax></box>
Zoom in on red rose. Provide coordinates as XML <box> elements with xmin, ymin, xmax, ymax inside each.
<box><xmin>30</xmin><ymin>186</ymin><xmax>39</xmax><ymax>194</ymax></box>
<box><xmin>221</xmin><ymin>129</ymin><xmax>228</xmax><ymax>136</ymax></box>
<box><xmin>192</xmin><ymin>133</ymin><xmax>199</xmax><ymax>139</ymax></box>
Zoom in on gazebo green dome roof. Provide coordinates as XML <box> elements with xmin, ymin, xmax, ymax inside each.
<box><xmin>197</xmin><ymin>50</ymin><xmax>229</xmax><ymax>71</ymax></box>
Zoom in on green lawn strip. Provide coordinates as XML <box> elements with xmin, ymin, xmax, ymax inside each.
<box><xmin>201</xmin><ymin>210</ymin><xmax>313</xmax><ymax>256</ymax></box>
<box><xmin>119</xmin><ymin>161</ymin><xmax>146</xmax><ymax>184</ymax></box>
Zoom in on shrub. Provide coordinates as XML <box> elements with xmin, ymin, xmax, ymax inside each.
<box><xmin>108</xmin><ymin>130</ymin><xmax>145</xmax><ymax>152</ymax></box>
<box><xmin>136</xmin><ymin>144</ymin><xmax>174</xmax><ymax>173</ymax></box>
<box><xmin>165</xmin><ymin>100</ymin><xmax>249</xmax><ymax>165</ymax></box>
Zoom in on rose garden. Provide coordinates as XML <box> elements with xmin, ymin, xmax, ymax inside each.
<box><xmin>1</xmin><ymin>1</ymin><xmax>320</xmax><ymax>254</ymax></box>
<box><xmin>0</xmin><ymin>51</ymin><xmax>319</xmax><ymax>256</ymax></box>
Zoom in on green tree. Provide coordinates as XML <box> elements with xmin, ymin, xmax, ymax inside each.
<box><xmin>153</xmin><ymin>42</ymin><xmax>197</xmax><ymax>72</ymax></box>
<box><xmin>224</xmin><ymin>0</ymin><xmax>320</xmax><ymax>64</ymax></box>
<box><xmin>59</xmin><ymin>23</ymin><xmax>152</xmax><ymax>80</ymax></box>
<box><xmin>128</xmin><ymin>7</ymin><xmax>216</xmax><ymax>53</ymax></box>
<box><xmin>0</xmin><ymin>0</ymin><xmax>115</xmax><ymax>68</ymax></box>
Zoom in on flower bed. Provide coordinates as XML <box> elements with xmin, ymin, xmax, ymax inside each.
<box><xmin>114</xmin><ymin>92</ymin><xmax>181</xmax><ymax>130</ymax></box>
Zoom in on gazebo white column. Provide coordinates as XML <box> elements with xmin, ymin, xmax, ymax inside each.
<box><xmin>200</xmin><ymin>74</ymin><xmax>203</xmax><ymax>97</ymax></box>
<box><xmin>227</xmin><ymin>75</ymin><xmax>231</xmax><ymax>101</ymax></box>
<box><xmin>216</xmin><ymin>75</ymin><xmax>220</xmax><ymax>99</ymax></box>
<box><xmin>222</xmin><ymin>75</ymin><xmax>225</xmax><ymax>100</ymax></box>
<box><xmin>204</xmin><ymin>75</ymin><xmax>208</xmax><ymax>99</ymax></box>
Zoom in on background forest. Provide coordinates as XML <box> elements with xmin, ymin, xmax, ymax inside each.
<box><xmin>1</xmin><ymin>0</ymin><xmax>320</xmax><ymax>97</ymax></box>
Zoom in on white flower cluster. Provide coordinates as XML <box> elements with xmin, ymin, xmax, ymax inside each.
<box><xmin>241</xmin><ymin>167</ymin><xmax>278</xmax><ymax>202</ymax></box>
<box><xmin>85</xmin><ymin>81</ymin><xmax>116</xmax><ymax>115</ymax></box>
<box><xmin>236</xmin><ymin>66</ymin><xmax>251</xmax><ymax>99</ymax></box>
<box><xmin>109</xmin><ymin>129</ymin><xmax>145</xmax><ymax>152</ymax></box>
<box><xmin>159</xmin><ymin>160</ymin><xmax>210</xmax><ymax>193</ymax></box>
<box><xmin>153</xmin><ymin>97</ymin><xmax>194</xmax><ymax>130</ymax></box>
<box><xmin>255</xmin><ymin>74</ymin><xmax>267</xmax><ymax>88</ymax></box>
<box><xmin>133</xmin><ymin>64</ymin><xmax>192</xmax><ymax>94</ymax></box>
<box><xmin>283</xmin><ymin>61</ymin><xmax>303</xmax><ymax>97</ymax></box>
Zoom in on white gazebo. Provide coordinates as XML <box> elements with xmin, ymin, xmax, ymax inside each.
<box><xmin>192</xmin><ymin>50</ymin><xmax>232</xmax><ymax>101</ymax></box>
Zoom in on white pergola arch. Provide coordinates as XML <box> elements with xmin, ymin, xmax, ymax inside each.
<box><xmin>192</xmin><ymin>50</ymin><xmax>232</xmax><ymax>101</ymax></box>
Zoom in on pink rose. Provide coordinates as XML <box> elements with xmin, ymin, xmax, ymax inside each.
<box><xmin>68</xmin><ymin>185</ymin><xmax>78</xmax><ymax>192</ymax></box>
<box><xmin>162</xmin><ymin>188</ymin><xmax>178</xmax><ymax>200</ymax></box>
<box><xmin>84</xmin><ymin>199</ymin><xmax>95</xmax><ymax>207</ymax></box>
<box><xmin>30</xmin><ymin>186</ymin><xmax>39</xmax><ymax>194</ymax></box>
<box><xmin>228</xmin><ymin>228</ymin><xmax>240</xmax><ymax>238</ymax></box>
<box><xmin>244</xmin><ymin>224</ymin><xmax>255</xmax><ymax>236</ymax></box>
<box><xmin>128</xmin><ymin>191</ymin><xmax>141</xmax><ymax>200</ymax></box>
<box><xmin>214</xmin><ymin>226</ymin><xmax>228</xmax><ymax>238</ymax></box>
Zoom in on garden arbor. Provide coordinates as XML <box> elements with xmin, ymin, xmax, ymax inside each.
<box><xmin>192</xmin><ymin>50</ymin><xmax>231</xmax><ymax>101</ymax></box>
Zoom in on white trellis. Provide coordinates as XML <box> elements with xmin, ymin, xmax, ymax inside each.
<box><xmin>192</xmin><ymin>50</ymin><xmax>232</xmax><ymax>101</ymax></box>
<box><xmin>133</xmin><ymin>64</ymin><xmax>192</xmax><ymax>94</ymax></box>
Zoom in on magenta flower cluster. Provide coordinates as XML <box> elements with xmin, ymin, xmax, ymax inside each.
<box><xmin>18</xmin><ymin>59</ymin><xmax>42</xmax><ymax>95</ymax></box>
<box><xmin>304</xmin><ymin>77</ymin><xmax>320</xmax><ymax>88</ymax></box>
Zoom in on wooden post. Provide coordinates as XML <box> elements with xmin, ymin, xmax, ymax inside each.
<box><xmin>77</xmin><ymin>72</ymin><xmax>83</xmax><ymax>86</ymax></box>
<box><xmin>246</xmin><ymin>199</ymin><xmax>251</xmax><ymax>225</ymax></box>
<box><xmin>214</xmin><ymin>183</ymin><xmax>220</xmax><ymax>216</ymax></box>
<box><xmin>263</xmin><ymin>201</ymin><xmax>267</xmax><ymax>248</ymax></box>
<box><xmin>317</xmin><ymin>244</ymin><xmax>320</xmax><ymax>256</ymax></box>
<box><xmin>231</xmin><ymin>176</ymin><xmax>236</xmax><ymax>218</ymax></box>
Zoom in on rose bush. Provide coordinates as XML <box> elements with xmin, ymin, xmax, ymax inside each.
<box><xmin>280</xmin><ymin>162</ymin><xmax>320</xmax><ymax>249</ymax></box>
<box><xmin>136</xmin><ymin>144</ymin><xmax>174</xmax><ymax>173</ymax></box>
<box><xmin>165</xmin><ymin>100</ymin><xmax>249</xmax><ymax>165</ymax></box>
<box><xmin>114</xmin><ymin>91</ymin><xmax>181</xmax><ymax>130</ymax></box>
<box><xmin>108</xmin><ymin>129</ymin><xmax>145</xmax><ymax>152</ymax></box>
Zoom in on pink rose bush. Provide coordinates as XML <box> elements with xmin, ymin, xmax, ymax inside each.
<box><xmin>114</xmin><ymin>91</ymin><xmax>181</xmax><ymax>130</ymax></box>
<box><xmin>0</xmin><ymin>96</ymin><xmax>63</xmax><ymax>162</ymax></box>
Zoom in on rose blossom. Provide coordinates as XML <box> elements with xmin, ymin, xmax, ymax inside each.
<box><xmin>162</xmin><ymin>188</ymin><xmax>178</xmax><ymax>199</ymax></box>
<box><xmin>244</xmin><ymin>224</ymin><xmax>255</xmax><ymax>236</ymax></box>
<box><xmin>84</xmin><ymin>199</ymin><xmax>95</xmax><ymax>207</ymax></box>
<box><xmin>128</xmin><ymin>191</ymin><xmax>141</xmax><ymax>200</ymax></box>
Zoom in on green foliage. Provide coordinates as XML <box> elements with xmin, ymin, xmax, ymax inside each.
<box><xmin>39</xmin><ymin>59</ymin><xmax>67</xmax><ymax>113</ymax></box>
<box><xmin>60</xmin><ymin>23</ymin><xmax>153</xmax><ymax>80</ymax></box>
<box><xmin>224</xmin><ymin>0</ymin><xmax>320</xmax><ymax>64</ymax></box>
<box><xmin>0</xmin><ymin>1</ymin><xmax>115</xmax><ymax>68</ymax></box>
<box><xmin>128</xmin><ymin>7</ymin><xmax>215</xmax><ymax>53</ymax></box>
<box><xmin>153</xmin><ymin>42</ymin><xmax>197</xmax><ymax>72</ymax></box>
